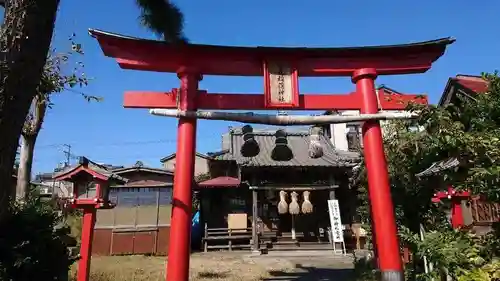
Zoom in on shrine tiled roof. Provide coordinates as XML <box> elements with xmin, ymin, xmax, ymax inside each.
<box><xmin>197</xmin><ymin>176</ymin><xmax>240</xmax><ymax>188</ymax></box>
<box><xmin>455</xmin><ymin>75</ymin><xmax>488</xmax><ymax>93</ymax></box>
<box><xmin>52</xmin><ymin>158</ymin><xmax>128</xmax><ymax>183</ymax></box>
<box><xmin>438</xmin><ymin>74</ymin><xmax>489</xmax><ymax>106</ymax></box>
<box><xmin>213</xmin><ymin>127</ymin><xmax>360</xmax><ymax>167</ymax></box>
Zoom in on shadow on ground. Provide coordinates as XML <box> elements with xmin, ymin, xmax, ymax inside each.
<box><xmin>196</xmin><ymin>271</ymin><xmax>230</xmax><ymax>279</ymax></box>
<box><xmin>262</xmin><ymin>263</ymin><xmax>354</xmax><ymax>281</ymax></box>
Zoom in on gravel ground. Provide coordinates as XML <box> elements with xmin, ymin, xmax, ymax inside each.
<box><xmin>72</xmin><ymin>252</ymin><xmax>355</xmax><ymax>281</ymax></box>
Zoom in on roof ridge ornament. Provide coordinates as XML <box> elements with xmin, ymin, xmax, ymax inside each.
<box><xmin>240</xmin><ymin>125</ymin><xmax>260</xmax><ymax>157</ymax></box>
<box><xmin>309</xmin><ymin>126</ymin><xmax>324</xmax><ymax>159</ymax></box>
<box><xmin>271</xmin><ymin>129</ymin><xmax>293</xmax><ymax>161</ymax></box>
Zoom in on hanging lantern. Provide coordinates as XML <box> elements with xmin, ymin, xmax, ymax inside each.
<box><xmin>271</xmin><ymin>129</ymin><xmax>293</xmax><ymax>161</ymax></box>
<box><xmin>289</xmin><ymin>191</ymin><xmax>300</xmax><ymax>215</ymax></box>
<box><xmin>308</xmin><ymin>126</ymin><xmax>324</xmax><ymax>159</ymax></box>
<box><xmin>301</xmin><ymin>191</ymin><xmax>313</xmax><ymax>214</ymax></box>
<box><xmin>277</xmin><ymin>190</ymin><xmax>288</xmax><ymax>214</ymax></box>
<box><xmin>240</xmin><ymin>125</ymin><xmax>260</xmax><ymax>157</ymax></box>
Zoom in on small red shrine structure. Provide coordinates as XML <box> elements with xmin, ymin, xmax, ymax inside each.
<box><xmin>421</xmin><ymin>75</ymin><xmax>499</xmax><ymax>230</ymax></box>
<box><xmin>89</xmin><ymin>29</ymin><xmax>454</xmax><ymax>281</ymax></box>
<box><xmin>432</xmin><ymin>186</ymin><xmax>471</xmax><ymax>228</ymax></box>
<box><xmin>53</xmin><ymin>157</ymin><xmax>126</xmax><ymax>281</ymax></box>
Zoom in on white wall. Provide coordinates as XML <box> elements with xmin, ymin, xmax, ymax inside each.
<box><xmin>329</xmin><ymin>110</ymin><xmax>404</xmax><ymax>151</ymax></box>
<box><xmin>162</xmin><ymin>155</ymin><xmax>210</xmax><ymax>176</ymax></box>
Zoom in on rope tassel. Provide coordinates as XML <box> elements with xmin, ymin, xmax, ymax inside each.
<box><xmin>277</xmin><ymin>190</ymin><xmax>288</xmax><ymax>214</ymax></box>
<box><xmin>301</xmin><ymin>191</ymin><xmax>313</xmax><ymax>214</ymax></box>
<box><xmin>289</xmin><ymin>191</ymin><xmax>300</xmax><ymax>215</ymax></box>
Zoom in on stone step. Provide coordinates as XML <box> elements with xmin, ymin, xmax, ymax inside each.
<box><xmin>246</xmin><ymin>250</ymin><xmax>355</xmax><ymax>260</ymax></box>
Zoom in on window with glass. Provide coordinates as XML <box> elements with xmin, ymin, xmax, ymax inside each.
<box><xmin>108</xmin><ymin>187</ymin><xmax>172</xmax><ymax>206</ymax></box>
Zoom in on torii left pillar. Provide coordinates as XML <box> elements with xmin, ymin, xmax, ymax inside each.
<box><xmin>166</xmin><ymin>70</ymin><xmax>202</xmax><ymax>281</ymax></box>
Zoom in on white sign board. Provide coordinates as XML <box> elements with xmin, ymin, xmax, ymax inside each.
<box><xmin>263</xmin><ymin>61</ymin><xmax>299</xmax><ymax>108</ymax></box>
<box><xmin>328</xmin><ymin>199</ymin><xmax>344</xmax><ymax>242</ymax></box>
<box><xmin>268</xmin><ymin>63</ymin><xmax>294</xmax><ymax>105</ymax></box>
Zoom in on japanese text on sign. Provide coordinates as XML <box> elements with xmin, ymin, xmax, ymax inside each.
<box><xmin>328</xmin><ymin>199</ymin><xmax>344</xmax><ymax>242</ymax></box>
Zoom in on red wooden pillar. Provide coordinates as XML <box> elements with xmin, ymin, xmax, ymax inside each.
<box><xmin>166</xmin><ymin>70</ymin><xmax>201</xmax><ymax>281</ymax></box>
<box><xmin>353</xmin><ymin>68</ymin><xmax>403</xmax><ymax>281</ymax></box>
<box><xmin>451</xmin><ymin>199</ymin><xmax>465</xmax><ymax>228</ymax></box>
<box><xmin>77</xmin><ymin>208</ymin><xmax>97</xmax><ymax>281</ymax></box>
<box><xmin>432</xmin><ymin>187</ymin><xmax>470</xmax><ymax>229</ymax></box>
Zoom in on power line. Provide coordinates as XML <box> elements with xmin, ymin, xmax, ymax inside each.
<box><xmin>35</xmin><ymin>136</ymin><xmax>222</xmax><ymax>149</ymax></box>
<box><xmin>33</xmin><ymin>154</ymin><xmax>168</xmax><ymax>164</ymax></box>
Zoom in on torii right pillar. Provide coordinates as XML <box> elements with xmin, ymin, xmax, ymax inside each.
<box><xmin>354</xmin><ymin>68</ymin><xmax>402</xmax><ymax>280</ymax></box>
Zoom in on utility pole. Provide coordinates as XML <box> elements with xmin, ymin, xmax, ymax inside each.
<box><xmin>62</xmin><ymin>144</ymin><xmax>71</xmax><ymax>167</ymax></box>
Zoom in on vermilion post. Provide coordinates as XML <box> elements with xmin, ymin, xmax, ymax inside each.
<box><xmin>431</xmin><ymin>187</ymin><xmax>470</xmax><ymax>229</ymax></box>
<box><xmin>353</xmin><ymin>68</ymin><xmax>404</xmax><ymax>281</ymax></box>
<box><xmin>77</xmin><ymin>208</ymin><xmax>97</xmax><ymax>281</ymax></box>
<box><xmin>166</xmin><ymin>71</ymin><xmax>201</xmax><ymax>281</ymax></box>
<box><xmin>451</xmin><ymin>199</ymin><xmax>465</xmax><ymax>228</ymax></box>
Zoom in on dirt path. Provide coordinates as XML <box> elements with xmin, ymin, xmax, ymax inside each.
<box><xmin>81</xmin><ymin>252</ymin><xmax>355</xmax><ymax>281</ymax></box>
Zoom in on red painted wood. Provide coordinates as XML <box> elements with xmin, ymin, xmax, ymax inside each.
<box><xmin>123</xmin><ymin>89</ymin><xmax>427</xmax><ymax>110</ymax></box>
<box><xmin>166</xmin><ymin>72</ymin><xmax>199</xmax><ymax>281</ymax></box>
<box><xmin>355</xmin><ymin>68</ymin><xmax>403</xmax><ymax>276</ymax></box>
<box><xmin>77</xmin><ymin>208</ymin><xmax>96</xmax><ymax>281</ymax></box>
<box><xmin>432</xmin><ymin>186</ymin><xmax>471</xmax><ymax>229</ymax></box>
<box><xmin>90</xmin><ymin>29</ymin><xmax>453</xmax><ymax>77</ymax></box>
<box><xmin>53</xmin><ymin>165</ymin><xmax>109</xmax><ymax>182</ymax></box>
<box><xmin>451</xmin><ymin>200</ymin><xmax>465</xmax><ymax>228</ymax></box>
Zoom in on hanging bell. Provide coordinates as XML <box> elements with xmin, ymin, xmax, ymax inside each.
<box><xmin>271</xmin><ymin>129</ymin><xmax>293</xmax><ymax>161</ymax></box>
<box><xmin>240</xmin><ymin>125</ymin><xmax>260</xmax><ymax>157</ymax></box>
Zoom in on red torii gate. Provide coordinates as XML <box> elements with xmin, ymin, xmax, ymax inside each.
<box><xmin>90</xmin><ymin>29</ymin><xmax>453</xmax><ymax>281</ymax></box>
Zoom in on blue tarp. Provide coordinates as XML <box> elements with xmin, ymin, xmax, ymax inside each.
<box><xmin>191</xmin><ymin>211</ymin><xmax>201</xmax><ymax>247</ymax></box>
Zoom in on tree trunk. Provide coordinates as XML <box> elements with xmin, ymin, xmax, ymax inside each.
<box><xmin>16</xmin><ymin>134</ymin><xmax>35</xmax><ymax>200</ymax></box>
<box><xmin>0</xmin><ymin>0</ymin><xmax>60</xmax><ymax>219</ymax></box>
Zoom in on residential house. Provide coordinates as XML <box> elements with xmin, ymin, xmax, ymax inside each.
<box><xmin>322</xmin><ymin>85</ymin><xmax>412</xmax><ymax>152</ymax></box>
<box><xmin>160</xmin><ymin>152</ymin><xmax>211</xmax><ymax>177</ymax></box>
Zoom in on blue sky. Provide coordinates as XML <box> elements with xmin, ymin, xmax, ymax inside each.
<box><xmin>28</xmin><ymin>0</ymin><xmax>500</xmax><ymax>174</ymax></box>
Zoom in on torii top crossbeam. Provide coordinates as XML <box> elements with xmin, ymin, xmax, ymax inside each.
<box><xmin>90</xmin><ymin>29</ymin><xmax>453</xmax><ymax>77</ymax></box>
<box><xmin>89</xmin><ymin>29</ymin><xmax>453</xmax><ymax>111</ymax></box>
